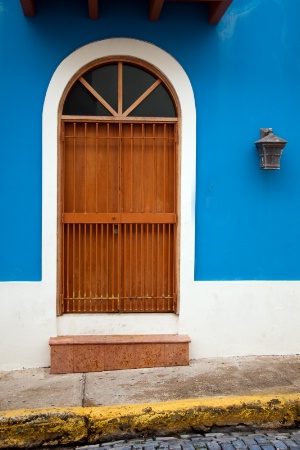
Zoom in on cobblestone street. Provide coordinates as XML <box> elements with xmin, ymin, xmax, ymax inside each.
<box><xmin>45</xmin><ymin>429</ymin><xmax>300</xmax><ymax>450</ymax></box>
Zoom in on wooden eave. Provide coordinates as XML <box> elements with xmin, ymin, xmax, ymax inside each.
<box><xmin>20</xmin><ymin>0</ymin><xmax>233</xmax><ymax>24</ymax></box>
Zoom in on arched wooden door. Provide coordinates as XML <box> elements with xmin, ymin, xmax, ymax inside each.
<box><xmin>59</xmin><ymin>59</ymin><xmax>178</xmax><ymax>314</ymax></box>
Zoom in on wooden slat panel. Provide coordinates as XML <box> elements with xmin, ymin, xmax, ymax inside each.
<box><xmin>62</xmin><ymin>120</ymin><xmax>176</xmax><ymax>313</ymax></box>
<box><xmin>63</xmin><ymin>222</ymin><xmax>175</xmax><ymax>312</ymax></box>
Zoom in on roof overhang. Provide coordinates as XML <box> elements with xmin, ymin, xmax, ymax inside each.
<box><xmin>20</xmin><ymin>0</ymin><xmax>233</xmax><ymax>24</ymax></box>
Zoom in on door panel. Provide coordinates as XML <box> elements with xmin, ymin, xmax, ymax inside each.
<box><xmin>61</xmin><ymin>121</ymin><xmax>177</xmax><ymax>313</ymax></box>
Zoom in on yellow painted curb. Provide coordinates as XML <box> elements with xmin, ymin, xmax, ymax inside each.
<box><xmin>1</xmin><ymin>394</ymin><xmax>300</xmax><ymax>449</ymax></box>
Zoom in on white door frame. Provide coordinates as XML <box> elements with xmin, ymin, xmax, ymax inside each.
<box><xmin>42</xmin><ymin>38</ymin><xmax>196</xmax><ymax>335</ymax></box>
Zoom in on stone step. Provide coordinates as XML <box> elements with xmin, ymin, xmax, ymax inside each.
<box><xmin>49</xmin><ymin>334</ymin><xmax>191</xmax><ymax>374</ymax></box>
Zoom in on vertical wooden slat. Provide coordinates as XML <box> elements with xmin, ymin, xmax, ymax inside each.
<box><xmin>118</xmin><ymin>62</ymin><xmax>123</xmax><ymax>115</ymax></box>
<box><xmin>72</xmin><ymin>223</ymin><xmax>75</xmax><ymax>311</ymax></box>
<box><xmin>66</xmin><ymin>224</ymin><xmax>69</xmax><ymax>301</ymax></box>
<box><xmin>145</xmin><ymin>223</ymin><xmax>149</xmax><ymax>311</ymax></box>
<box><xmin>106</xmin><ymin>224</ymin><xmax>109</xmax><ymax>306</ymax></box>
<box><xmin>78</xmin><ymin>224</ymin><xmax>81</xmax><ymax>311</ymax></box>
<box><xmin>152</xmin><ymin>124</ymin><xmax>156</xmax><ymax>213</ymax></box>
<box><xmin>123</xmin><ymin>223</ymin><xmax>127</xmax><ymax>311</ymax></box>
<box><xmin>129</xmin><ymin>223</ymin><xmax>132</xmax><ymax>301</ymax></box>
<box><xmin>131</xmin><ymin>124</ymin><xmax>133</xmax><ymax>212</ymax></box>
<box><xmin>163</xmin><ymin>124</ymin><xmax>166</xmax><ymax>211</ymax></box>
<box><xmin>134</xmin><ymin>223</ymin><xmax>137</xmax><ymax>308</ymax></box>
<box><xmin>84</xmin><ymin>123</ymin><xmax>87</xmax><ymax>213</ymax></box>
<box><xmin>141</xmin><ymin>124</ymin><xmax>145</xmax><ymax>212</ymax></box>
<box><xmin>89</xmin><ymin>223</ymin><xmax>92</xmax><ymax>310</ymax></box>
<box><xmin>106</xmin><ymin>124</ymin><xmax>109</xmax><ymax>212</ymax></box>
<box><xmin>162</xmin><ymin>223</ymin><xmax>165</xmax><ymax>310</ymax></box>
<box><xmin>95</xmin><ymin>123</ymin><xmax>98</xmax><ymax>213</ymax></box>
<box><xmin>112</xmin><ymin>224</ymin><xmax>115</xmax><ymax>306</ymax></box>
<box><xmin>151</xmin><ymin>223</ymin><xmax>154</xmax><ymax>310</ymax></box>
<box><xmin>174</xmin><ymin>124</ymin><xmax>177</xmax><ymax>215</ymax></box>
<box><xmin>95</xmin><ymin>223</ymin><xmax>98</xmax><ymax>307</ymax></box>
<box><xmin>168</xmin><ymin>223</ymin><xmax>171</xmax><ymax>302</ymax></box>
<box><xmin>141</xmin><ymin>224</ymin><xmax>144</xmax><ymax>310</ymax></box>
<box><xmin>73</xmin><ymin>123</ymin><xmax>76</xmax><ymax>212</ymax></box>
<box><xmin>101</xmin><ymin>223</ymin><xmax>104</xmax><ymax>303</ymax></box>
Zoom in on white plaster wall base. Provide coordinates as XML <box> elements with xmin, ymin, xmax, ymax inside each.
<box><xmin>179</xmin><ymin>281</ymin><xmax>300</xmax><ymax>359</ymax></box>
<box><xmin>57</xmin><ymin>314</ymin><xmax>178</xmax><ymax>336</ymax></box>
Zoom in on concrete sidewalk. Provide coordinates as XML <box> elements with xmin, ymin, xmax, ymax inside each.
<box><xmin>0</xmin><ymin>355</ymin><xmax>300</xmax><ymax>448</ymax></box>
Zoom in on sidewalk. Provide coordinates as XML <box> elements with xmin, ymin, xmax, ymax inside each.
<box><xmin>0</xmin><ymin>355</ymin><xmax>300</xmax><ymax>448</ymax></box>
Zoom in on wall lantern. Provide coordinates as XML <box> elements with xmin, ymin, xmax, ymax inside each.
<box><xmin>255</xmin><ymin>128</ymin><xmax>287</xmax><ymax>170</ymax></box>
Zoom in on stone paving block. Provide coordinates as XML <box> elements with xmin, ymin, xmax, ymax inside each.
<box><xmin>261</xmin><ymin>445</ymin><xmax>276</xmax><ymax>450</ymax></box>
<box><xmin>282</xmin><ymin>440</ymin><xmax>300</xmax><ymax>448</ymax></box>
<box><xmin>283</xmin><ymin>447</ymin><xmax>300</xmax><ymax>450</ymax></box>
<box><xmin>253</xmin><ymin>438</ymin><xmax>270</xmax><ymax>445</ymax></box>
<box><xmin>248</xmin><ymin>445</ymin><xmax>261</xmax><ymax>450</ymax></box>
<box><xmin>190</xmin><ymin>441</ymin><xmax>206</xmax><ymax>448</ymax></box>
<box><xmin>221</xmin><ymin>444</ymin><xmax>235</xmax><ymax>450</ymax></box>
<box><xmin>241</xmin><ymin>439</ymin><xmax>258</xmax><ymax>446</ymax></box>
<box><xmin>232</xmin><ymin>441</ymin><xmax>247</xmax><ymax>449</ymax></box>
<box><xmin>269</xmin><ymin>440</ymin><xmax>288</xmax><ymax>450</ymax></box>
<box><xmin>206</xmin><ymin>442</ymin><xmax>222</xmax><ymax>450</ymax></box>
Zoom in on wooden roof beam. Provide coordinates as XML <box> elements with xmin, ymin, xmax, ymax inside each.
<box><xmin>208</xmin><ymin>0</ymin><xmax>233</xmax><ymax>24</ymax></box>
<box><xmin>149</xmin><ymin>0</ymin><xmax>165</xmax><ymax>21</ymax></box>
<box><xmin>20</xmin><ymin>0</ymin><xmax>35</xmax><ymax>16</ymax></box>
<box><xmin>88</xmin><ymin>0</ymin><xmax>99</xmax><ymax>19</ymax></box>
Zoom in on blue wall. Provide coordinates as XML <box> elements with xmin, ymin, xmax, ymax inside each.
<box><xmin>0</xmin><ymin>0</ymin><xmax>299</xmax><ymax>281</ymax></box>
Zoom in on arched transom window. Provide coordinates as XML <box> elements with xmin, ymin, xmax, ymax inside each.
<box><xmin>62</xmin><ymin>60</ymin><xmax>177</xmax><ymax>119</ymax></box>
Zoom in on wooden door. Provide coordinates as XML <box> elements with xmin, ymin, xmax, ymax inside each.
<box><xmin>60</xmin><ymin>120</ymin><xmax>177</xmax><ymax>313</ymax></box>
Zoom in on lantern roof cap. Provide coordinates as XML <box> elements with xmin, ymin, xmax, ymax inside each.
<box><xmin>255</xmin><ymin>128</ymin><xmax>287</xmax><ymax>145</ymax></box>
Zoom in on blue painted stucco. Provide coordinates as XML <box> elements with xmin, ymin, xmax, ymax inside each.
<box><xmin>0</xmin><ymin>0</ymin><xmax>299</xmax><ymax>281</ymax></box>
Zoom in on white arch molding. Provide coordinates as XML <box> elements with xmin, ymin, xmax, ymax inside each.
<box><xmin>43</xmin><ymin>38</ymin><xmax>196</xmax><ymax>336</ymax></box>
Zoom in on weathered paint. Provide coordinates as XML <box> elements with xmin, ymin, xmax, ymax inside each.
<box><xmin>1</xmin><ymin>394</ymin><xmax>300</xmax><ymax>448</ymax></box>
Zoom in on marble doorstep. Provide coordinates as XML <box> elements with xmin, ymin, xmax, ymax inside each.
<box><xmin>49</xmin><ymin>334</ymin><xmax>191</xmax><ymax>374</ymax></box>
